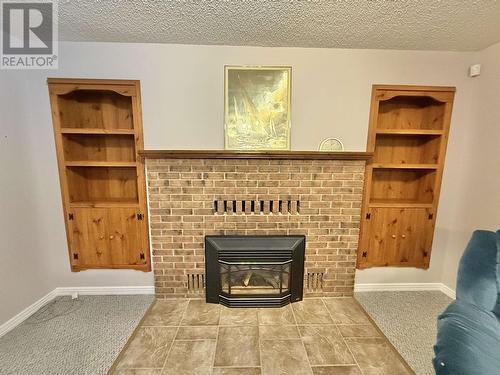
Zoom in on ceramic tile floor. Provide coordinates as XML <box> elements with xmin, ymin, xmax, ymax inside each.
<box><xmin>109</xmin><ymin>298</ymin><xmax>414</xmax><ymax>375</ymax></box>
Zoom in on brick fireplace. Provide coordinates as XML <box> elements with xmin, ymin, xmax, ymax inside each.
<box><xmin>144</xmin><ymin>152</ymin><xmax>368</xmax><ymax>299</ymax></box>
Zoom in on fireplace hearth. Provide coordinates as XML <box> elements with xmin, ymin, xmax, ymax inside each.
<box><xmin>205</xmin><ymin>235</ymin><xmax>305</xmax><ymax>307</ymax></box>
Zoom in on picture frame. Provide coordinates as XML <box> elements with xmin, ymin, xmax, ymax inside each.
<box><xmin>224</xmin><ymin>66</ymin><xmax>292</xmax><ymax>150</ymax></box>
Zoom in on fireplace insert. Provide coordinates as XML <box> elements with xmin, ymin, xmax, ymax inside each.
<box><xmin>205</xmin><ymin>235</ymin><xmax>305</xmax><ymax>307</ymax></box>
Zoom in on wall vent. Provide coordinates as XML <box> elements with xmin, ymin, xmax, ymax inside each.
<box><xmin>306</xmin><ymin>272</ymin><xmax>324</xmax><ymax>292</ymax></box>
<box><xmin>187</xmin><ymin>273</ymin><xmax>205</xmax><ymax>293</ymax></box>
<box><xmin>214</xmin><ymin>199</ymin><xmax>300</xmax><ymax>215</ymax></box>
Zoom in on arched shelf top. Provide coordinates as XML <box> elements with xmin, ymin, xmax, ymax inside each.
<box><xmin>47</xmin><ymin>78</ymin><xmax>138</xmax><ymax>97</ymax></box>
<box><xmin>50</xmin><ymin>85</ymin><xmax>135</xmax><ymax>97</ymax></box>
<box><xmin>377</xmin><ymin>92</ymin><xmax>449</xmax><ymax>103</ymax></box>
<box><xmin>48</xmin><ymin>78</ymin><xmax>138</xmax><ymax>132</ymax></box>
<box><xmin>377</xmin><ymin>94</ymin><xmax>447</xmax><ymax>107</ymax></box>
<box><xmin>373</xmin><ymin>85</ymin><xmax>455</xmax><ymax>103</ymax></box>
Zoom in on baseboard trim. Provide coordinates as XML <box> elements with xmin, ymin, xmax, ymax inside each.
<box><xmin>355</xmin><ymin>282</ymin><xmax>456</xmax><ymax>299</ymax></box>
<box><xmin>0</xmin><ymin>285</ymin><xmax>155</xmax><ymax>338</ymax></box>
<box><xmin>56</xmin><ymin>286</ymin><xmax>155</xmax><ymax>296</ymax></box>
<box><xmin>0</xmin><ymin>289</ymin><xmax>58</xmax><ymax>338</ymax></box>
<box><xmin>438</xmin><ymin>284</ymin><xmax>456</xmax><ymax>299</ymax></box>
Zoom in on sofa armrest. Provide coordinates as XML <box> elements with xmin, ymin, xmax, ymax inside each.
<box><xmin>434</xmin><ymin>300</ymin><xmax>500</xmax><ymax>375</ymax></box>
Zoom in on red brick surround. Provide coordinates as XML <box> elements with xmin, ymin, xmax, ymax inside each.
<box><xmin>146</xmin><ymin>158</ymin><xmax>365</xmax><ymax>299</ymax></box>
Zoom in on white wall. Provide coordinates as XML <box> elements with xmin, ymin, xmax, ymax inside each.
<box><xmin>1</xmin><ymin>41</ymin><xmax>487</xmax><ymax>325</ymax></box>
<box><xmin>437</xmin><ymin>41</ymin><xmax>500</xmax><ymax>290</ymax></box>
<box><xmin>0</xmin><ymin>73</ymin><xmax>54</xmax><ymax>323</ymax></box>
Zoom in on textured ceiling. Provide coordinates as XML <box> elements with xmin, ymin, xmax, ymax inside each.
<box><xmin>59</xmin><ymin>1</ymin><xmax>500</xmax><ymax>51</ymax></box>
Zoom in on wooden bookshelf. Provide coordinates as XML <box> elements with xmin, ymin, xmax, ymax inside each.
<box><xmin>48</xmin><ymin>78</ymin><xmax>150</xmax><ymax>272</ymax></box>
<box><xmin>358</xmin><ymin>85</ymin><xmax>455</xmax><ymax>269</ymax></box>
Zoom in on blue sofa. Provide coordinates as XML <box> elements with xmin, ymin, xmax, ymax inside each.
<box><xmin>434</xmin><ymin>230</ymin><xmax>500</xmax><ymax>375</ymax></box>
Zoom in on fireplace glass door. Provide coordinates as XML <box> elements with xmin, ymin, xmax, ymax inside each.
<box><xmin>220</xmin><ymin>261</ymin><xmax>291</xmax><ymax>296</ymax></box>
<box><xmin>205</xmin><ymin>235</ymin><xmax>305</xmax><ymax>307</ymax></box>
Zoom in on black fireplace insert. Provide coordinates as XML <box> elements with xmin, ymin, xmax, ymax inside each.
<box><xmin>205</xmin><ymin>235</ymin><xmax>305</xmax><ymax>307</ymax></box>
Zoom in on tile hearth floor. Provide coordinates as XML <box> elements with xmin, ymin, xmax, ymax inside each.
<box><xmin>109</xmin><ymin>298</ymin><xmax>414</xmax><ymax>375</ymax></box>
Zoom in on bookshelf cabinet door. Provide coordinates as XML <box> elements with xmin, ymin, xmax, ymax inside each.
<box><xmin>67</xmin><ymin>208</ymin><xmax>148</xmax><ymax>269</ymax></box>
<box><xmin>107</xmin><ymin>209</ymin><xmax>148</xmax><ymax>266</ymax></box>
<box><xmin>359</xmin><ymin>207</ymin><xmax>434</xmax><ymax>268</ymax></box>
<box><xmin>391</xmin><ymin>208</ymin><xmax>434</xmax><ymax>268</ymax></box>
<box><xmin>68</xmin><ymin>208</ymin><xmax>109</xmax><ymax>268</ymax></box>
<box><xmin>359</xmin><ymin>208</ymin><xmax>400</xmax><ymax>266</ymax></box>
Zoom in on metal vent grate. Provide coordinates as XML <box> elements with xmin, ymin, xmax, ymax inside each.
<box><xmin>306</xmin><ymin>272</ymin><xmax>324</xmax><ymax>292</ymax></box>
<box><xmin>187</xmin><ymin>273</ymin><xmax>205</xmax><ymax>293</ymax></box>
<box><xmin>214</xmin><ymin>199</ymin><xmax>300</xmax><ymax>215</ymax></box>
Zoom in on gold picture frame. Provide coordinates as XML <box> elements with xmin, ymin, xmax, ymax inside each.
<box><xmin>224</xmin><ymin>66</ymin><xmax>291</xmax><ymax>150</ymax></box>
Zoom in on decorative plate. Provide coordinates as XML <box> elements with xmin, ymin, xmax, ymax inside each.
<box><xmin>319</xmin><ymin>138</ymin><xmax>344</xmax><ymax>151</ymax></box>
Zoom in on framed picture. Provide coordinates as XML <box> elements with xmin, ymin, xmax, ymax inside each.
<box><xmin>224</xmin><ymin>66</ymin><xmax>291</xmax><ymax>150</ymax></box>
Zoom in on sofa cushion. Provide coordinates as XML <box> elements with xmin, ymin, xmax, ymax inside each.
<box><xmin>434</xmin><ymin>300</ymin><xmax>500</xmax><ymax>375</ymax></box>
<box><xmin>495</xmin><ymin>230</ymin><xmax>500</xmax><ymax>316</ymax></box>
<box><xmin>456</xmin><ymin>230</ymin><xmax>499</xmax><ymax>312</ymax></box>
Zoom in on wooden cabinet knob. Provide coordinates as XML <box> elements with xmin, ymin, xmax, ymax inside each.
<box><xmin>109</xmin><ymin>235</ymin><xmax>115</xmax><ymax>239</ymax></box>
<box><xmin>401</xmin><ymin>234</ymin><xmax>406</xmax><ymax>239</ymax></box>
<box><xmin>99</xmin><ymin>236</ymin><xmax>104</xmax><ymax>240</ymax></box>
<box><xmin>391</xmin><ymin>234</ymin><xmax>396</xmax><ymax>239</ymax></box>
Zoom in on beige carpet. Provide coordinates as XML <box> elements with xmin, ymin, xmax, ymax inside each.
<box><xmin>0</xmin><ymin>295</ymin><xmax>153</xmax><ymax>375</ymax></box>
<box><xmin>356</xmin><ymin>291</ymin><xmax>452</xmax><ymax>375</ymax></box>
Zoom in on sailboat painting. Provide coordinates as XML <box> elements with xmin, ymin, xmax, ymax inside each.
<box><xmin>224</xmin><ymin>66</ymin><xmax>291</xmax><ymax>150</ymax></box>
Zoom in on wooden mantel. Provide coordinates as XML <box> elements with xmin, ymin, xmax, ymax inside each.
<box><xmin>138</xmin><ymin>150</ymin><xmax>373</xmax><ymax>160</ymax></box>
